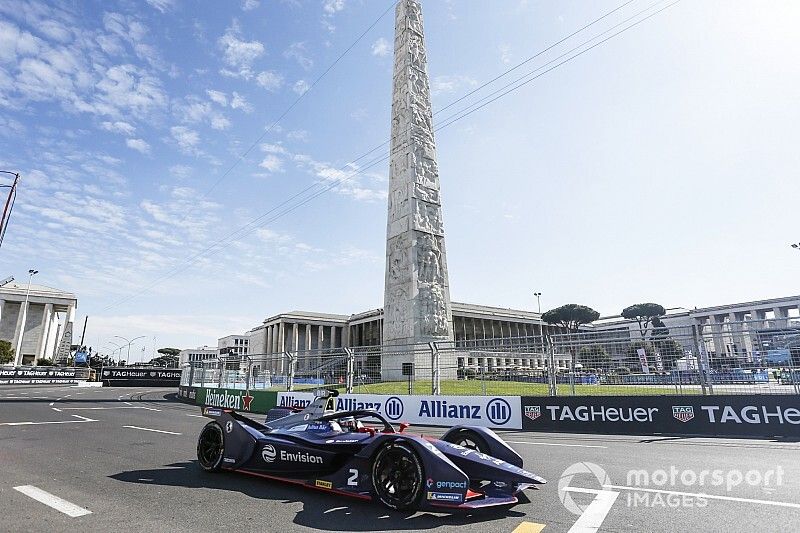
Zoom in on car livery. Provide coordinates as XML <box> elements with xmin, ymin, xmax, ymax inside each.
<box><xmin>196</xmin><ymin>389</ymin><xmax>545</xmax><ymax>511</ymax></box>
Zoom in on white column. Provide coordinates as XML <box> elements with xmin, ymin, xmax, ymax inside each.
<box><xmin>0</xmin><ymin>298</ymin><xmax>4</xmax><ymax>325</ymax></box>
<box><xmin>66</xmin><ymin>304</ymin><xmax>75</xmax><ymax>325</ymax></box>
<box><xmin>35</xmin><ymin>303</ymin><xmax>53</xmax><ymax>363</ymax></box>
<box><xmin>318</xmin><ymin>325</ymin><xmax>325</xmax><ymax>350</ymax></box>
<box><xmin>13</xmin><ymin>301</ymin><xmax>28</xmax><ymax>365</ymax></box>
<box><xmin>44</xmin><ymin>312</ymin><xmax>59</xmax><ymax>360</ymax></box>
<box><xmin>266</xmin><ymin>326</ymin><xmax>273</xmax><ymax>355</ymax></box>
<box><xmin>305</xmin><ymin>324</ymin><xmax>312</xmax><ymax>351</ymax></box>
<box><xmin>292</xmin><ymin>323</ymin><xmax>299</xmax><ymax>353</ymax></box>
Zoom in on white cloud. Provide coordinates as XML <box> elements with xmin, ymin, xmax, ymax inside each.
<box><xmin>210</xmin><ymin>115</ymin><xmax>231</xmax><ymax>130</ymax></box>
<box><xmin>126</xmin><ymin>138</ymin><xmax>151</xmax><ymax>154</ymax></box>
<box><xmin>292</xmin><ymin>79</ymin><xmax>310</xmax><ymax>95</ymax></box>
<box><xmin>206</xmin><ymin>89</ymin><xmax>228</xmax><ymax>106</ymax></box>
<box><xmin>323</xmin><ymin>0</ymin><xmax>345</xmax><ymax>15</ymax></box>
<box><xmin>283</xmin><ymin>42</ymin><xmax>312</xmax><ymax>70</ymax></box>
<box><xmin>169</xmin><ymin>165</ymin><xmax>192</xmax><ymax>179</ymax></box>
<box><xmin>145</xmin><ymin>0</ymin><xmax>176</xmax><ymax>13</ymax></box>
<box><xmin>93</xmin><ymin>64</ymin><xmax>168</xmax><ymax>118</ymax></box>
<box><xmin>261</xmin><ymin>143</ymin><xmax>288</xmax><ymax>155</ymax></box>
<box><xmin>350</xmin><ymin>108</ymin><xmax>367</xmax><ymax>121</ymax></box>
<box><xmin>170</xmin><ymin>126</ymin><xmax>201</xmax><ymax>154</ymax></box>
<box><xmin>101</xmin><ymin>121</ymin><xmax>136</xmax><ymax>135</ymax></box>
<box><xmin>217</xmin><ymin>20</ymin><xmax>265</xmax><ymax>79</ymax></box>
<box><xmin>286</xmin><ymin>129</ymin><xmax>308</xmax><ymax>142</ymax></box>
<box><xmin>256</xmin><ymin>70</ymin><xmax>283</xmax><ymax>91</ymax></box>
<box><xmin>242</xmin><ymin>0</ymin><xmax>260</xmax><ymax>10</ymax></box>
<box><xmin>371</xmin><ymin>37</ymin><xmax>390</xmax><ymax>57</ymax></box>
<box><xmin>230</xmin><ymin>91</ymin><xmax>253</xmax><ymax>112</ymax></box>
<box><xmin>430</xmin><ymin>74</ymin><xmax>478</xmax><ymax>96</ymax></box>
<box><xmin>499</xmin><ymin>44</ymin><xmax>512</xmax><ymax>65</ymax></box>
<box><xmin>259</xmin><ymin>154</ymin><xmax>283</xmax><ymax>172</ymax></box>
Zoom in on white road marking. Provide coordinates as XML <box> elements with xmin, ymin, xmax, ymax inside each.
<box><xmin>51</xmin><ymin>408</ymin><xmax>62</xmax><ymax>412</ymax></box>
<box><xmin>123</xmin><ymin>425</ymin><xmax>181</xmax><ymax>435</ymax></box>
<box><xmin>48</xmin><ymin>402</ymin><xmax>54</xmax><ymax>406</ymax></box>
<box><xmin>0</xmin><ymin>414</ymin><xmax>97</xmax><ymax>426</ymax></box>
<box><xmin>603</xmin><ymin>484</ymin><xmax>800</xmax><ymax>509</ymax></box>
<box><xmin>562</xmin><ymin>487</ymin><xmax>619</xmax><ymax>533</ymax></box>
<box><xmin>506</xmin><ymin>440</ymin><xmax>607</xmax><ymax>449</ymax></box>
<box><xmin>123</xmin><ymin>401</ymin><xmax>132</xmax><ymax>406</ymax></box>
<box><xmin>186</xmin><ymin>414</ymin><xmax>206</xmax><ymax>418</ymax></box>
<box><xmin>14</xmin><ymin>485</ymin><xmax>92</xmax><ymax>517</ymax></box>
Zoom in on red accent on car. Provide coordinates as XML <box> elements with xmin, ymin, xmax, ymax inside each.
<box><xmin>399</xmin><ymin>422</ymin><xmax>410</xmax><ymax>433</ymax></box>
<box><xmin>465</xmin><ymin>489</ymin><xmax>483</xmax><ymax>501</ymax></box>
<box><xmin>236</xmin><ymin>470</ymin><xmax>372</xmax><ymax>501</ymax></box>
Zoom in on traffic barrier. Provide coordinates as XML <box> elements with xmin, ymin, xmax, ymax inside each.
<box><xmin>177</xmin><ymin>384</ymin><xmax>800</xmax><ymax>438</ymax></box>
<box><xmin>521</xmin><ymin>395</ymin><xmax>800</xmax><ymax>438</ymax></box>
<box><xmin>0</xmin><ymin>366</ymin><xmax>88</xmax><ymax>384</ymax></box>
<box><xmin>100</xmin><ymin>367</ymin><xmax>181</xmax><ymax>387</ymax></box>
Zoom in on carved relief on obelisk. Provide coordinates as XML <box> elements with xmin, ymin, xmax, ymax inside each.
<box><xmin>383</xmin><ymin>0</ymin><xmax>453</xmax><ymax>346</ymax></box>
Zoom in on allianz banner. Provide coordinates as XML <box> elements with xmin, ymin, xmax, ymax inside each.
<box><xmin>100</xmin><ymin>367</ymin><xmax>182</xmax><ymax>387</ymax></box>
<box><xmin>277</xmin><ymin>392</ymin><xmax>522</xmax><ymax>430</ymax></box>
<box><xmin>521</xmin><ymin>395</ymin><xmax>800</xmax><ymax>437</ymax></box>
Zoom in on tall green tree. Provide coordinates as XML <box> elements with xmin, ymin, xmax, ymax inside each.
<box><xmin>621</xmin><ymin>303</ymin><xmax>666</xmax><ymax>338</ymax></box>
<box><xmin>157</xmin><ymin>347</ymin><xmax>181</xmax><ymax>357</ymax></box>
<box><xmin>0</xmin><ymin>340</ymin><xmax>14</xmax><ymax>364</ymax></box>
<box><xmin>577</xmin><ymin>344</ymin><xmax>611</xmax><ymax>370</ymax></box>
<box><xmin>542</xmin><ymin>304</ymin><xmax>600</xmax><ymax>332</ymax></box>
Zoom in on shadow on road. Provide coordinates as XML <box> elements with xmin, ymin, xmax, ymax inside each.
<box><xmin>110</xmin><ymin>461</ymin><xmax>527</xmax><ymax>531</ymax></box>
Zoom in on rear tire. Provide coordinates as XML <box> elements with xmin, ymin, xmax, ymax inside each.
<box><xmin>444</xmin><ymin>428</ymin><xmax>489</xmax><ymax>454</ymax></box>
<box><xmin>197</xmin><ymin>422</ymin><xmax>224</xmax><ymax>472</ymax></box>
<box><xmin>371</xmin><ymin>441</ymin><xmax>424</xmax><ymax>511</ymax></box>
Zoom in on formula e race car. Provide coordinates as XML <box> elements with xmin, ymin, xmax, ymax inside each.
<box><xmin>196</xmin><ymin>389</ymin><xmax>545</xmax><ymax>511</ymax></box>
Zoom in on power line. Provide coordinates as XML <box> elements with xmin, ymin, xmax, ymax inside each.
<box><xmin>103</xmin><ymin>0</ymin><xmax>680</xmax><ymax>311</ymax></box>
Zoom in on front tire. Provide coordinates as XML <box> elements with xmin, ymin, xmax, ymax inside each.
<box><xmin>197</xmin><ymin>422</ymin><xmax>224</xmax><ymax>472</ymax></box>
<box><xmin>371</xmin><ymin>441</ymin><xmax>424</xmax><ymax>510</ymax></box>
<box><xmin>443</xmin><ymin>428</ymin><xmax>489</xmax><ymax>454</ymax></box>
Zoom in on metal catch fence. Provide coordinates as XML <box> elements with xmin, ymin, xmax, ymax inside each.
<box><xmin>181</xmin><ymin>319</ymin><xmax>800</xmax><ymax>397</ymax></box>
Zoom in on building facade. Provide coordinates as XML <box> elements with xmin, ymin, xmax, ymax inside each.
<box><xmin>0</xmin><ymin>282</ymin><xmax>76</xmax><ymax>365</ymax></box>
<box><xmin>179</xmin><ymin>346</ymin><xmax>218</xmax><ymax>365</ymax></box>
<box><xmin>217</xmin><ymin>334</ymin><xmax>250</xmax><ymax>357</ymax></box>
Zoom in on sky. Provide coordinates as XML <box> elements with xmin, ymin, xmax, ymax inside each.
<box><xmin>0</xmin><ymin>0</ymin><xmax>798</xmax><ymax>360</ymax></box>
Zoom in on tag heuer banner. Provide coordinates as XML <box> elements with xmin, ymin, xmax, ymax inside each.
<box><xmin>521</xmin><ymin>395</ymin><xmax>800</xmax><ymax>438</ymax></box>
<box><xmin>100</xmin><ymin>367</ymin><xmax>182</xmax><ymax>387</ymax></box>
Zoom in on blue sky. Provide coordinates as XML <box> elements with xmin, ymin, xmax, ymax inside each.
<box><xmin>0</xmin><ymin>0</ymin><xmax>798</xmax><ymax>359</ymax></box>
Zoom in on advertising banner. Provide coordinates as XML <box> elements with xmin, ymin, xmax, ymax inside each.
<box><xmin>0</xmin><ymin>367</ymin><xmax>86</xmax><ymax>385</ymax></box>
<box><xmin>277</xmin><ymin>392</ymin><xmax>522</xmax><ymax>430</ymax></box>
<box><xmin>196</xmin><ymin>387</ymin><xmax>277</xmax><ymax>414</ymax></box>
<box><xmin>521</xmin><ymin>395</ymin><xmax>800</xmax><ymax>438</ymax></box>
<box><xmin>100</xmin><ymin>367</ymin><xmax>182</xmax><ymax>387</ymax></box>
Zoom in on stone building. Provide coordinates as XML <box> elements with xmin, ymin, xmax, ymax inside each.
<box><xmin>178</xmin><ymin>345</ymin><xmax>218</xmax><ymax>365</ymax></box>
<box><xmin>0</xmin><ymin>282</ymin><xmax>76</xmax><ymax>366</ymax></box>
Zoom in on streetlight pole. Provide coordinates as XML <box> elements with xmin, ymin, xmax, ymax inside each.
<box><xmin>533</xmin><ymin>292</ymin><xmax>542</xmax><ymax>314</ymax></box>
<box><xmin>113</xmin><ymin>335</ymin><xmax>146</xmax><ymax>365</ymax></box>
<box><xmin>105</xmin><ymin>342</ymin><xmax>124</xmax><ymax>365</ymax></box>
<box><xmin>14</xmin><ymin>268</ymin><xmax>38</xmax><ymax>365</ymax></box>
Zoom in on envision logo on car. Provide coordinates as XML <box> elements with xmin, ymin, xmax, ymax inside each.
<box><xmin>262</xmin><ymin>444</ymin><xmax>277</xmax><ymax>463</ymax></box>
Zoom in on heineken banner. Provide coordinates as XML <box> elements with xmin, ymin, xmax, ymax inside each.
<box><xmin>101</xmin><ymin>367</ymin><xmax>182</xmax><ymax>387</ymax></box>
<box><xmin>0</xmin><ymin>367</ymin><xmax>87</xmax><ymax>385</ymax></box>
<box><xmin>521</xmin><ymin>395</ymin><xmax>800</xmax><ymax>438</ymax></box>
<box><xmin>191</xmin><ymin>387</ymin><xmax>278</xmax><ymax>414</ymax></box>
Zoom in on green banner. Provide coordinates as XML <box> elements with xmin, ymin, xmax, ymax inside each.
<box><xmin>194</xmin><ymin>387</ymin><xmax>277</xmax><ymax>414</ymax></box>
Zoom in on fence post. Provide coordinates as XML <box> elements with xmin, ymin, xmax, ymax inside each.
<box><xmin>692</xmin><ymin>325</ymin><xmax>710</xmax><ymax>395</ymax></box>
<box><xmin>430</xmin><ymin>342</ymin><xmax>440</xmax><ymax>395</ymax></box>
<box><xmin>547</xmin><ymin>336</ymin><xmax>557</xmax><ymax>397</ymax></box>
<box><xmin>286</xmin><ymin>351</ymin><xmax>295</xmax><ymax>392</ymax></box>
<box><xmin>245</xmin><ymin>357</ymin><xmax>251</xmax><ymax>395</ymax></box>
<box><xmin>217</xmin><ymin>357</ymin><xmax>224</xmax><ymax>388</ymax></box>
<box><xmin>344</xmin><ymin>347</ymin><xmax>355</xmax><ymax>394</ymax></box>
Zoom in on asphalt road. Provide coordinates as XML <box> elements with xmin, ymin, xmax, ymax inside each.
<box><xmin>1</xmin><ymin>384</ymin><xmax>799</xmax><ymax>532</ymax></box>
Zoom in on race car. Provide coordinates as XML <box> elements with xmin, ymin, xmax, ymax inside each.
<box><xmin>196</xmin><ymin>389</ymin><xmax>545</xmax><ymax>511</ymax></box>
